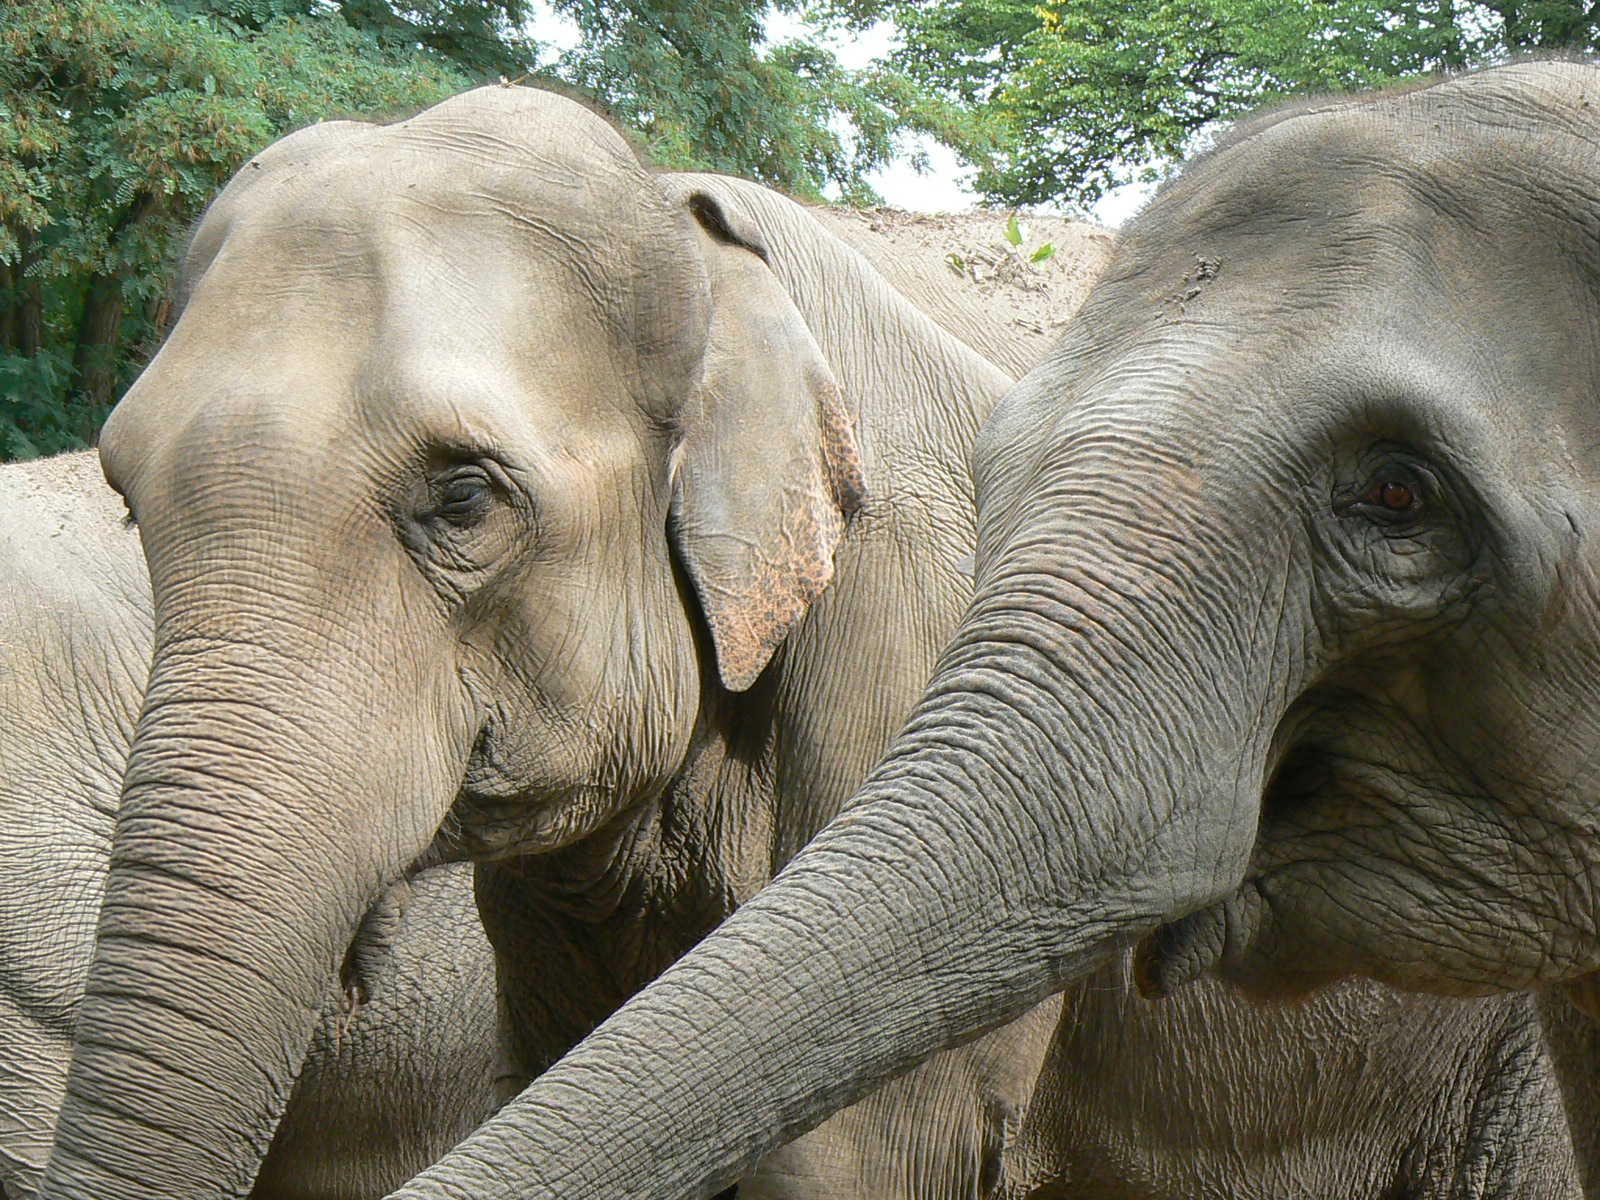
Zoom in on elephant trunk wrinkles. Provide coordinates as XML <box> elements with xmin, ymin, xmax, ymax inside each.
<box><xmin>397</xmin><ymin>503</ymin><xmax>1285</xmax><ymax>1200</ymax></box>
<box><xmin>41</xmin><ymin>642</ymin><xmax>446</xmax><ymax>1200</ymax></box>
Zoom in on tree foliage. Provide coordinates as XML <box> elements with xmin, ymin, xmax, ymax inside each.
<box><xmin>547</xmin><ymin>0</ymin><xmax>982</xmax><ymax>202</ymax></box>
<box><xmin>26</xmin><ymin>0</ymin><xmax>1593</xmax><ymax>464</ymax></box>
<box><xmin>894</xmin><ymin>0</ymin><xmax>1600</xmax><ymax>207</ymax></box>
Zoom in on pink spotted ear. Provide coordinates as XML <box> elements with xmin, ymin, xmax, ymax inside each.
<box><xmin>667</xmin><ymin>190</ymin><xmax>867</xmax><ymax>692</ymax></box>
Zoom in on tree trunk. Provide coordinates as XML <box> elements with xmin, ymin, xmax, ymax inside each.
<box><xmin>0</xmin><ymin>256</ymin><xmax>19</xmax><ymax>355</ymax></box>
<box><xmin>17</xmin><ymin>273</ymin><xmax>43</xmax><ymax>359</ymax></box>
<box><xmin>69</xmin><ymin>192</ymin><xmax>166</xmax><ymax>410</ymax></box>
<box><xmin>1</xmin><ymin>233</ymin><xmax>45</xmax><ymax>359</ymax></box>
<box><xmin>70</xmin><ymin>274</ymin><xmax>124</xmax><ymax>408</ymax></box>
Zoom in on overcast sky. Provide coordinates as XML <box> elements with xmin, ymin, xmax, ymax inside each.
<box><xmin>526</xmin><ymin>5</ymin><xmax>1156</xmax><ymax>227</ymax></box>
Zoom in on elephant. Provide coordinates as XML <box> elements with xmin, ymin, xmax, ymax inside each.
<box><xmin>1537</xmin><ymin>992</ymin><xmax>1600</xmax><ymax>1192</ymax></box>
<box><xmin>15</xmin><ymin>466</ymin><xmax>1559</xmax><ymax>1200</ymax></box>
<box><xmin>0</xmin><ymin>451</ymin><xmax>504</xmax><ymax>1200</ymax></box>
<box><xmin>26</xmin><ymin>77</ymin><xmax>1588</xmax><ymax>1200</ymax></box>
<box><xmin>332</xmin><ymin>60</ymin><xmax>1600</xmax><ymax>1199</ymax></box>
<box><xmin>1001</xmin><ymin>958</ymin><xmax>1572</xmax><ymax>1199</ymax></box>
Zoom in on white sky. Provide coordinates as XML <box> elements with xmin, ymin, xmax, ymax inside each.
<box><xmin>526</xmin><ymin>4</ymin><xmax>1155</xmax><ymax>227</ymax></box>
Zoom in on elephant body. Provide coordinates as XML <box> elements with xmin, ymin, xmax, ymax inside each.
<box><xmin>392</xmin><ymin>165</ymin><xmax>1581</xmax><ymax>1200</ymax></box>
<box><xmin>1010</xmin><ymin>960</ymin><xmax>1572</xmax><ymax>1199</ymax></box>
<box><xmin>0</xmin><ymin>451</ymin><xmax>503</xmax><ymax>1200</ymax></box>
<box><xmin>817</xmin><ymin>191</ymin><xmax>1580</xmax><ymax>1200</ymax></box>
<box><xmin>0</xmin><ymin>452</ymin><xmax>147</xmax><ymax>1200</ymax></box>
<box><xmin>806</xmin><ymin>208</ymin><xmax>1113</xmax><ymax>380</ymax></box>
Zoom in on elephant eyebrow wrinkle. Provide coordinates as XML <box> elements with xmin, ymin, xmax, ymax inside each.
<box><xmin>426</xmin><ymin>438</ymin><xmax>525</xmax><ymax>483</ymax></box>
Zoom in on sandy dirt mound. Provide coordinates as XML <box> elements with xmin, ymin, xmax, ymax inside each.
<box><xmin>810</xmin><ymin>206</ymin><xmax>1118</xmax><ymax>380</ymax></box>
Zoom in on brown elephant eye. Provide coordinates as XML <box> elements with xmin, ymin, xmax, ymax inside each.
<box><xmin>1336</xmin><ymin>465</ymin><xmax>1429</xmax><ymax>526</ymax></box>
<box><xmin>1364</xmin><ymin>480</ymin><xmax>1416</xmax><ymax>512</ymax></box>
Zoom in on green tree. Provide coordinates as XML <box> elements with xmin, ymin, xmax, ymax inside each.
<box><xmin>172</xmin><ymin>0</ymin><xmax>541</xmax><ymax>80</ymax></box>
<box><xmin>546</xmin><ymin>0</ymin><xmax>984</xmax><ymax>202</ymax></box>
<box><xmin>894</xmin><ymin>0</ymin><xmax>1597</xmax><ymax>207</ymax></box>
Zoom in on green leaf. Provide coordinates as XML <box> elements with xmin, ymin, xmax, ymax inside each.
<box><xmin>0</xmin><ymin>0</ymin><xmax>981</xmax><ymax>461</ymax></box>
<box><xmin>2</xmin><ymin>425</ymin><xmax>40</xmax><ymax>460</ymax></box>
<box><xmin>1004</xmin><ymin>212</ymin><xmax>1022</xmax><ymax>245</ymax></box>
<box><xmin>0</xmin><ymin>0</ymin><xmax>479</xmax><ymax>460</ymax></box>
<box><xmin>1029</xmin><ymin>241</ymin><xmax>1054</xmax><ymax>263</ymax></box>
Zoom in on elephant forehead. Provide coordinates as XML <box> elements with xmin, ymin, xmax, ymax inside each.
<box><xmin>213</xmin><ymin>86</ymin><xmax>655</xmax><ymax>242</ymax></box>
<box><xmin>117</xmin><ymin>117</ymin><xmax>710</xmax><ymax>491</ymax></box>
<box><xmin>1041</xmin><ymin>68</ymin><xmax>1600</xmax><ymax>471</ymax></box>
<box><xmin>183</xmin><ymin>87</ymin><xmax>708</xmax><ymax>378</ymax></box>
<box><xmin>204</xmin><ymin>144</ymin><xmax>662</xmax><ymax>309</ymax></box>
<box><xmin>1133</xmin><ymin>62</ymin><xmax>1600</xmax><ymax>270</ymax></box>
<box><xmin>114</xmin><ymin>226</ymin><xmax>681</xmax><ymax>513</ymax></box>
<box><xmin>389</xmin><ymin>84</ymin><xmax>646</xmax><ymax>181</ymax></box>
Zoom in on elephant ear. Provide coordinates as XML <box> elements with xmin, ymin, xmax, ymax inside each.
<box><xmin>668</xmin><ymin>189</ymin><xmax>868</xmax><ymax>692</ymax></box>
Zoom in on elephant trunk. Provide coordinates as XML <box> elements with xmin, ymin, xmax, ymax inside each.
<box><xmin>42</xmin><ymin>628</ymin><xmax>468</xmax><ymax>1200</ymax></box>
<box><xmin>398</xmin><ymin>431</ymin><xmax>1289</xmax><ymax>1199</ymax></box>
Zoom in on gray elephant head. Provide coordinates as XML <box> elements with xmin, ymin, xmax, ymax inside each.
<box><xmin>43</xmin><ymin>87</ymin><xmax>867</xmax><ymax>1200</ymax></box>
<box><xmin>380</xmin><ymin>60</ymin><xmax>1600</xmax><ymax>1199</ymax></box>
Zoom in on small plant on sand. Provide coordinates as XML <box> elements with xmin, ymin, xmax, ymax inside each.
<box><xmin>1003</xmin><ymin>213</ymin><xmax>1055</xmax><ymax>265</ymax></box>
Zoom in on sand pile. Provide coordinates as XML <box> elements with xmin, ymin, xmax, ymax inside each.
<box><xmin>811</xmin><ymin>206</ymin><xmax>1117</xmax><ymax>379</ymax></box>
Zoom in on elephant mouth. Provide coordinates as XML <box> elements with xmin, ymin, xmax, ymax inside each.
<box><xmin>1136</xmin><ymin>726</ymin><xmax>1579</xmax><ymax>1000</ymax></box>
<box><xmin>1134</xmin><ymin>882</ymin><xmax>1277</xmax><ymax>1001</ymax></box>
<box><xmin>425</xmin><ymin>794</ymin><xmax>556</xmax><ymax>863</ymax></box>
<box><xmin>1132</xmin><ymin>739</ymin><xmax>1378</xmax><ymax>1001</ymax></box>
<box><xmin>427</xmin><ymin>780</ymin><xmax>640</xmax><ymax>864</ymax></box>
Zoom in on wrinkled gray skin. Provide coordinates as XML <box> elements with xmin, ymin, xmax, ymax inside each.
<box><xmin>0</xmin><ymin>453</ymin><xmax>502</xmax><ymax>1200</ymax></box>
<box><xmin>359</xmin><ymin>61</ymin><xmax>1600</xmax><ymax>1199</ymax></box>
<box><xmin>30</xmin><ymin>81</ymin><xmax>1590</xmax><ymax>1200</ymax></box>
<box><xmin>757</xmin><ymin>221</ymin><xmax>1582</xmax><ymax>1196</ymax></box>
<box><xmin>1004</xmin><ymin>961</ymin><xmax>1572</xmax><ymax>1198</ymax></box>
<box><xmin>0</xmin><ymin>246</ymin><xmax>1050</xmax><ymax>1200</ymax></box>
<box><xmin>804</xmin><ymin>208</ymin><xmax>1583</xmax><ymax>1200</ymax></box>
<box><xmin>1538</xmin><ymin>993</ymin><xmax>1600</xmax><ymax>1193</ymax></box>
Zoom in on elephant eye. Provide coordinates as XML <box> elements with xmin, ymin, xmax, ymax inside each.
<box><xmin>1338</xmin><ymin>463</ymin><xmax>1429</xmax><ymax>526</ymax></box>
<box><xmin>1362</xmin><ymin>478</ymin><xmax>1418</xmax><ymax>515</ymax></box>
<box><xmin>434</xmin><ymin>469</ymin><xmax>495</xmax><ymax>527</ymax></box>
